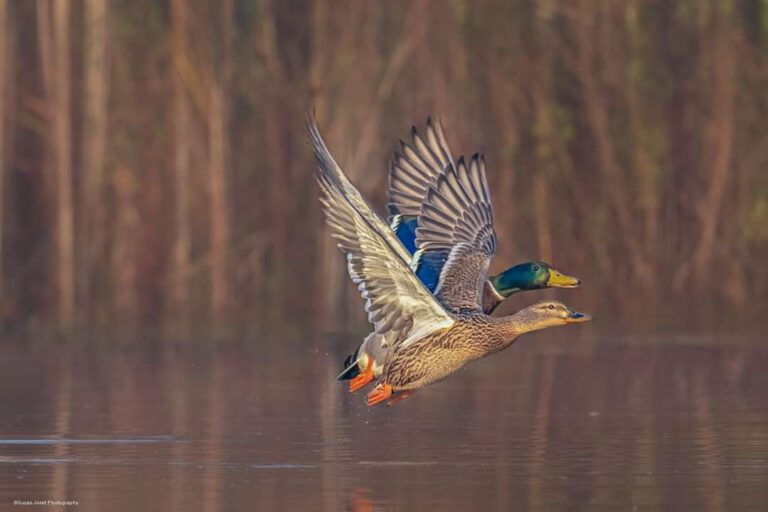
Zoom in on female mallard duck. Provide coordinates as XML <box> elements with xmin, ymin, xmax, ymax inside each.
<box><xmin>311</xmin><ymin>120</ymin><xmax>592</xmax><ymax>407</ymax></box>
<box><xmin>335</xmin><ymin>118</ymin><xmax>580</xmax><ymax>392</ymax></box>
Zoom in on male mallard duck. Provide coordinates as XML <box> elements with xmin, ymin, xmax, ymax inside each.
<box><xmin>311</xmin><ymin>120</ymin><xmax>592</xmax><ymax>407</ymax></box>
<box><xmin>336</xmin><ymin>118</ymin><xmax>580</xmax><ymax>392</ymax></box>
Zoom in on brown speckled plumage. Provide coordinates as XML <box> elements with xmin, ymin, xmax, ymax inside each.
<box><xmin>383</xmin><ymin>312</ymin><xmax>504</xmax><ymax>391</ymax></box>
<box><xmin>380</xmin><ymin>302</ymin><xmax>589</xmax><ymax>392</ymax></box>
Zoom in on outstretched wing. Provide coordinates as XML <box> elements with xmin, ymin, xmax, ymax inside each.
<box><xmin>386</xmin><ymin>118</ymin><xmax>457</xmax><ymax>293</ymax></box>
<box><xmin>387</xmin><ymin>118</ymin><xmax>455</xmax><ymax>254</ymax></box>
<box><xmin>416</xmin><ymin>154</ymin><xmax>497</xmax><ymax>313</ymax></box>
<box><xmin>308</xmin><ymin>117</ymin><xmax>413</xmax><ymax>266</ymax></box>
<box><xmin>311</xmin><ymin>120</ymin><xmax>455</xmax><ymax>346</ymax></box>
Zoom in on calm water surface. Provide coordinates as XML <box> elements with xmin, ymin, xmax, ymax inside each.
<box><xmin>1</xmin><ymin>328</ymin><xmax>767</xmax><ymax>511</ymax></box>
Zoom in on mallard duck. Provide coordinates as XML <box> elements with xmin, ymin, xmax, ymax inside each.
<box><xmin>311</xmin><ymin>120</ymin><xmax>592</xmax><ymax>407</ymax></box>
<box><xmin>336</xmin><ymin>118</ymin><xmax>580</xmax><ymax>392</ymax></box>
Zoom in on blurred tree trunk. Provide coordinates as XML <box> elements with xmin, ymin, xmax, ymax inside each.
<box><xmin>0</xmin><ymin>0</ymin><xmax>6</xmax><ymax>308</ymax></box>
<box><xmin>170</xmin><ymin>0</ymin><xmax>191</xmax><ymax>338</ymax></box>
<box><xmin>53</xmin><ymin>0</ymin><xmax>75</xmax><ymax>329</ymax></box>
<box><xmin>693</xmin><ymin>3</ymin><xmax>735</xmax><ymax>286</ymax></box>
<box><xmin>38</xmin><ymin>0</ymin><xmax>75</xmax><ymax>329</ymax></box>
<box><xmin>82</xmin><ymin>0</ymin><xmax>109</xmax><ymax>323</ymax></box>
<box><xmin>531</xmin><ymin>102</ymin><xmax>553</xmax><ymax>264</ymax></box>
<box><xmin>307</xmin><ymin>0</ymin><xmax>327</xmax><ymax>116</ymax></box>
<box><xmin>36</xmin><ymin>1</ymin><xmax>52</xmax><ymax>112</ymax></box>
<box><xmin>208</xmin><ymin>0</ymin><xmax>232</xmax><ymax>333</ymax></box>
<box><xmin>531</xmin><ymin>6</ymin><xmax>555</xmax><ymax>263</ymax></box>
<box><xmin>625</xmin><ymin>0</ymin><xmax>660</xmax><ymax>271</ymax></box>
<box><xmin>258</xmin><ymin>0</ymin><xmax>289</xmax><ymax>329</ymax></box>
<box><xmin>308</xmin><ymin>0</ymin><xmax>338</xmax><ymax>329</ymax></box>
<box><xmin>0</xmin><ymin>1</ymin><xmax>15</xmax><ymax>324</ymax></box>
<box><xmin>111</xmin><ymin>166</ymin><xmax>138</xmax><ymax>331</ymax></box>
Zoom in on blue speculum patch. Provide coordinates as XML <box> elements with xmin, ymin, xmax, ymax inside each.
<box><xmin>414</xmin><ymin>250</ymin><xmax>450</xmax><ymax>293</ymax></box>
<box><xmin>392</xmin><ymin>215</ymin><xmax>419</xmax><ymax>255</ymax></box>
<box><xmin>390</xmin><ymin>213</ymin><xmax>449</xmax><ymax>293</ymax></box>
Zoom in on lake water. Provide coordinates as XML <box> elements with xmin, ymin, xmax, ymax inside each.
<box><xmin>1</xmin><ymin>327</ymin><xmax>767</xmax><ymax>511</ymax></box>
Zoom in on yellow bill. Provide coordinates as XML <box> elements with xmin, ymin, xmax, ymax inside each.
<box><xmin>547</xmin><ymin>268</ymin><xmax>581</xmax><ymax>288</ymax></box>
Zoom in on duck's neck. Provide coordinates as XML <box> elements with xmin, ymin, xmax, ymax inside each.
<box><xmin>482</xmin><ymin>280</ymin><xmax>509</xmax><ymax>315</ymax></box>
<box><xmin>496</xmin><ymin>308</ymin><xmax>554</xmax><ymax>341</ymax></box>
<box><xmin>485</xmin><ymin>267</ymin><xmax>537</xmax><ymax>314</ymax></box>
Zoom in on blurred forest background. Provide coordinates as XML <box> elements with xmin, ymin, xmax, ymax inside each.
<box><xmin>0</xmin><ymin>0</ymin><xmax>766</xmax><ymax>341</ymax></box>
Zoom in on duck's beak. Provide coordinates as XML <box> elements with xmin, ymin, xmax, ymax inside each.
<box><xmin>565</xmin><ymin>310</ymin><xmax>592</xmax><ymax>323</ymax></box>
<box><xmin>547</xmin><ymin>268</ymin><xmax>581</xmax><ymax>288</ymax></box>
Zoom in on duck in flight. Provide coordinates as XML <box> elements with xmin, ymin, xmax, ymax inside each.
<box><xmin>335</xmin><ymin>118</ymin><xmax>580</xmax><ymax>393</ymax></box>
<box><xmin>310</xmin><ymin>117</ymin><xmax>592</xmax><ymax>407</ymax></box>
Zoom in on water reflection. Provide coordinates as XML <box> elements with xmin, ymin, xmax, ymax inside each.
<box><xmin>1</xmin><ymin>330</ymin><xmax>767</xmax><ymax>511</ymax></box>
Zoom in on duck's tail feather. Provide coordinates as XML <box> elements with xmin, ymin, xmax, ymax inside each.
<box><xmin>337</xmin><ymin>347</ymin><xmax>360</xmax><ymax>381</ymax></box>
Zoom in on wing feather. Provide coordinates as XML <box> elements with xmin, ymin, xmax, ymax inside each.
<box><xmin>311</xmin><ymin>119</ymin><xmax>455</xmax><ymax>345</ymax></box>
<box><xmin>387</xmin><ymin>118</ymin><xmax>455</xmax><ymax>218</ymax></box>
<box><xmin>308</xmin><ymin>117</ymin><xmax>413</xmax><ymax>265</ymax></box>
<box><xmin>416</xmin><ymin>154</ymin><xmax>497</xmax><ymax>312</ymax></box>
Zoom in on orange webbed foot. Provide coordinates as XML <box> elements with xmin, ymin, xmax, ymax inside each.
<box><xmin>349</xmin><ymin>361</ymin><xmax>374</xmax><ymax>393</ymax></box>
<box><xmin>387</xmin><ymin>390</ymin><xmax>414</xmax><ymax>407</ymax></box>
<box><xmin>366</xmin><ymin>383</ymin><xmax>393</xmax><ymax>407</ymax></box>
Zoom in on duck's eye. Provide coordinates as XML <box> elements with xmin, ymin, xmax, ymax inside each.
<box><xmin>533</xmin><ymin>265</ymin><xmax>540</xmax><ymax>272</ymax></box>
<box><xmin>548</xmin><ymin>304</ymin><xmax>555</xmax><ymax>310</ymax></box>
